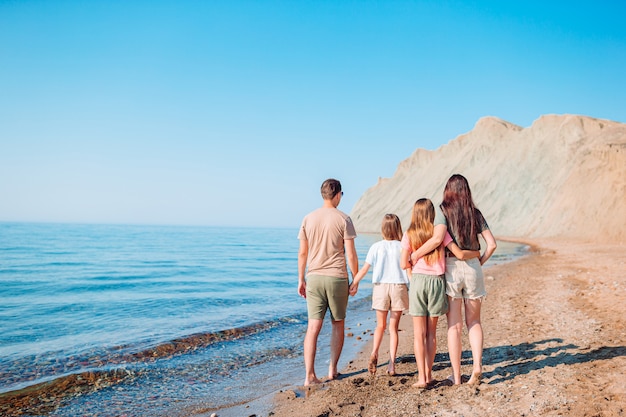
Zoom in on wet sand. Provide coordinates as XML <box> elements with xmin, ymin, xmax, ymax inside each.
<box><xmin>269</xmin><ymin>238</ymin><xmax>626</xmax><ymax>417</ymax></box>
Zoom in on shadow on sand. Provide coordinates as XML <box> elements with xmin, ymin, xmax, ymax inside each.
<box><xmin>387</xmin><ymin>338</ymin><xmax>626</xmax><ymax>386</ymax></box>
<box><xmin>430</xmin><ymin>338</ymin><xmax>626</xmax><ymax>385</ymax></box>
<box><xmin>481</xmin><ymin>339</ymin><xmax>626</xmax><ymax>385</ymax></box>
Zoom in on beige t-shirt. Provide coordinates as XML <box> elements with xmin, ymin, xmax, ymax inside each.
<box><xmin>298</xmin><ymin>207</ymin><xmax>357</xmax><ymax>278</ymax></box>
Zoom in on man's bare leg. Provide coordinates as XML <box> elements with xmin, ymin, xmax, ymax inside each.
<box><xmin>328</xmin><ymin>319</ymin><xmax>344</xmax><ymax>380</ymax></box>
<box><xmin>304</xmin><ymin>318</ymin><xmax>323</xmax><ymax>386</ymax></box>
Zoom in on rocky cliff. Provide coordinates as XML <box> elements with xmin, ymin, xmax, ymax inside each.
<box><xmin>350</xmin><ymin>114</ymin><xmax>626</xmax><ymax>242</ymax></box>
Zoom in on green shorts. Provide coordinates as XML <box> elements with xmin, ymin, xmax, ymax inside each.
<box><xmin>409</xmin><ymin>273</ymin><xmax>448</xmax><ymax>317</ymax></box>
<box><xmin>306</xmin><ymin>274</ymin><xmax>349</xmax><ymax>321</ymax></box>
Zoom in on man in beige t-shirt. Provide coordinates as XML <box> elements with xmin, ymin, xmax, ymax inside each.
<box><xmin>298</xmin><ymin>178</ymin><xmax>358</xmax><ymax>386</ymax></box>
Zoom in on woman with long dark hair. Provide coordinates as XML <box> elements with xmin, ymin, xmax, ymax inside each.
<box><xmin>401</xmin><ymin>198</ymin><xmax>479</xmax><ymax>388</ymax></box>
<box><xmin>410</xmin><ymin>174</ymin><xmax>496</xmax><ymax>385</ymax></box>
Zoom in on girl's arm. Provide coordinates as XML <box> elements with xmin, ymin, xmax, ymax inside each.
<box><xmin>401</xmin><ymin>248</ymin><xmax>413</xmax><ymax>279</ymax></box>
<box><xmin>349</xmin><ymin>263</ymin><xmax>370</xmax><ymax>296</ymax></box>
<box><xmin>479</xmin><ymin>229</ymin><xmax>497</xmax><ymax>265</ymax></box>
<box><xmin>446</xmin><ymin>241</ymin><xmax>480</xmax><ymax>260</ymax></box>
<box><xmin>400</xmin><ymin>248</ymin><xmax>412</xmax><ymax>270</ymax></box>
<box><xmin>409</xmin><ymin>224</ymin><xmax>446</xmax><ymax>264</ymax></box>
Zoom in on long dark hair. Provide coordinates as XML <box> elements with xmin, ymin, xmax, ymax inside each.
<box><xmin>440</xmin><ymin>174</ymin><xmax>480</xmax><ymax>249</ymax></box>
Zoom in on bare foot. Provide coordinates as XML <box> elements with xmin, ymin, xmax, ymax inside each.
<box><xmin>386</xmin><ymin>358</ymin><xmax>396</xmax><ymax>375</ymax></box>
<box><xmin>368</xmin><ymin>354</ymin><xmax>378</xmax><ymax>375</ymax></box>
<box><xmin>327</xmin><ymin>362</ymin><xmax>342</xmax><ymax>381</ymax></box>
<box><xmin>467</xmin><ymin>372</ymin><xmax>482</xmax><ymax>385</ymax></box>
<box><xmin>412</xmin><ymin>380</ymin><xmax>428</xmax><ymax>389</ymax></box>
<box><xmin>327</xmin><ymin>372</ymin><xmax>342</xmax><ymax>381</ymax></box>
<box><xmin>304</xmin><ymin>377</ymin><xmax>322</xmax><ymax>386</ymax></box>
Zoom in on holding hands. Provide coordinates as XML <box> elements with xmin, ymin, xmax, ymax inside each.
<box><xmin>349</xmin><ymin>263</ymin><xmax>370</xmax><ymax>297</ymax></box>
<box><xmin>349</xmin><ymin>281</ymin><xmax>359</xmax><ymax>296</ymax></box>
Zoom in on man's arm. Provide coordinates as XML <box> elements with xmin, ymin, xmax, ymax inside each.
<box><xmin>344</xmin><ymin>238</ymin><xmax>358</xmax><ymax>281</ymax></box>
<box><xmin>298</xmin><ymin>239</ymin><xmax>308</xmax><ymax>298</ymax></box>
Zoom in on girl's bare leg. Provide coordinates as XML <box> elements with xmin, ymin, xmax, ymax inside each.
<box><xmin>425</xmin><ymin>316</ymin><xmax>439</xmax><ymax>384</ymax></box>
<box><xmin>369</xmin><ymin>310</ymin><xmax>388</xmax><ymax>374</ymax></box>
<box><xmin>387</xmin><ymin>310</ymin><xmax>403</xmax><ymax>375</ymax></box>
<box><xmin>447</xmin><ymin>297</ymin><xmax>464</xmax><ymax>385</ymax></box>
<box><xmin>465</xmin><ymin>298</ymin><xmax>484</xmax><ymax>384</ymax></box>
<box><xmin>412</xmin><ymin>316</ymin><xmax>428</xmax><ymax>387</ymax></box>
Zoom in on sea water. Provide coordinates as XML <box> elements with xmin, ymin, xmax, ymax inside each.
<box><xmin>0</xmin><ymin>222</ymin><xmax>528</xmax><ymax>416</ymax></box>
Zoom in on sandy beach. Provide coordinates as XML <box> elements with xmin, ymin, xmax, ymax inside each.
<box><xmin>268</xmin><ymin>238</ymin><xmax>626</xmax><ymax>417</ymax></box>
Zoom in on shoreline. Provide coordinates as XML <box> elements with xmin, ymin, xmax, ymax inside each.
<box><xmin>210</xmin><ymin>238</ymin><xmax>534</xmax><ymax>417</ymax></box>
<box><xmin>267</xmin><ymin>238</ymin><xmax>626</xmax><ymax>417</ymax></box>
<box><xmin>202</xmin><ymin>297</ymin><xmax>380</xmax><ymax>417</ymax></box>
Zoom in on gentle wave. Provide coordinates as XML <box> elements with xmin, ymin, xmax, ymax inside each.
<box><xmin>0</xmin><ymin>312</ymin><xmax>308</xmax><ymax>416</ymax></box>
<box><xmin>0</xmin><ymin>314</ymin><xmax>306</xmax><ymax>395</ymax></box>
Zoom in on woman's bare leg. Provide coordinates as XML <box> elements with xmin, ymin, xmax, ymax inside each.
<box><xmin>447</xmin><ymin>297</ymin><xmax>463</xmax><ymax>385</ymax></box>
<box><xmin>465</xmin><ymin>298</ymin><xmax>483</xmax><ymax>384</ymax></box>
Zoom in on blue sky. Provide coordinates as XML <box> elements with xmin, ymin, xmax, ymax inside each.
<box><xmin>1</xmin><ymin>0</ymin><xmax>625</xmax><ymax>228</ymax></box>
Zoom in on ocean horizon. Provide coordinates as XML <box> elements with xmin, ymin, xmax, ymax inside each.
<box><xmin>0</xmin><ymin>222</ymin><xmax>528</xmax><ymax>416</ymax></box>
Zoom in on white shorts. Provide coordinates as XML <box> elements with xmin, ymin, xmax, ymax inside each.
<box><xmin>445</xmin><ymin>257</ymin><xmax>486</xmax><ymax>299</ymax></box>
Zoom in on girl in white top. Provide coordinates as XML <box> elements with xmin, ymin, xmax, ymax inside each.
<box><xmin>350</xmin><ymin>214</ymin><xmax>409</xmax><ymax>376</ymax></box>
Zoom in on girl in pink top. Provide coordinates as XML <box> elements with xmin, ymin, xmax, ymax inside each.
<box><xmin>400</xmin><ymin>198</ymin><xmax>479</xmax><ymax>388</ymax></box>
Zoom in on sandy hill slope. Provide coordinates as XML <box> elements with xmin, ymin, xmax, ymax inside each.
<box><xmin>350</xmin><ymin>114</ymin><xmax>626</xmax><ymax>242</ymax></box>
